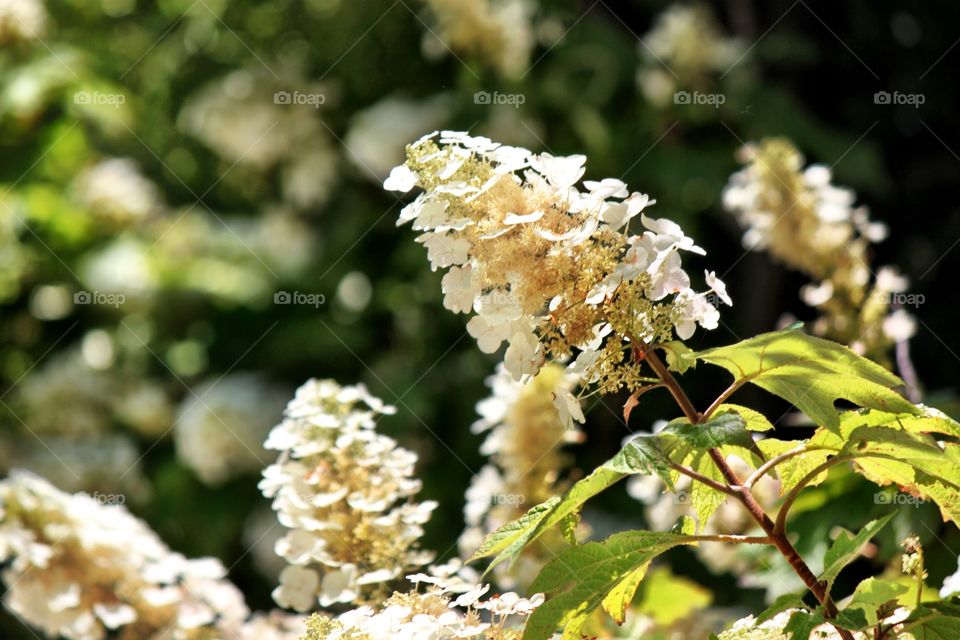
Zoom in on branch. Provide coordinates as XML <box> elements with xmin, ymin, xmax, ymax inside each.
<box><xmin>638</xmin><ymin>344</ymin><xmax>701</xmax><ymax>423</ymax></box>
<box><xmin>773</xmin><ymin>451</ymin><xmax>908</xmax><ymax>535</ymax></box>
<box><xmin>774</xmin><ymin>455</ymin><xmax>852</xmax><ymax>535</ymax></box>
<box><xmin>702</xmin><ymin>379</ymin><xmax>747</xmax><ymax>420</ymax></box>
<box><xmin>688</xmin><ymin>534</ymin><xmax>772</xmax><ymax>545</ymax></box>
<box><xmin>642</xmin><ymin>345</ymin><xmax>853</xmax><ymax>639</ymax></box>
<box><xmin>744</xmin><ymin>445</ymin><xmax>832</xmax><ymax>488</ymax></box>
<box><xmin>669</xmin><ymin>460</ymin><xmax>740</xmax><ymax>496</ymax></box>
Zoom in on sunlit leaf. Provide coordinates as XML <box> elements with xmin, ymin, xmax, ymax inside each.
<box><xmin>817</xmin><ymin>512</ymin><xmax>895</xmax><ymax>591</ymax></box>
<box><xmin>524</xmin><ymin>530</ymin><xmax>697</xmax><ymax>640</ymax></box>
<box><xmin>846</xmin><ymin>577</ymin><xmax>908</xmax><ymax>626</ymax></box>
<box><xmin>694</xmin><ymin>328</ymin><xmax>916</xmax><ymax>430</ymax></box>
<box><xmin>715</xmin><ymin>403</ymin><xmax>776</xmax><ymax>432</ymax></box>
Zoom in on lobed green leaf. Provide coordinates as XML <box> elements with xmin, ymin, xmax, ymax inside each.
<box><xmin>693</xmin><ymin>328</ymin><xmax>916</xmax><ymax>430</ymax></box>
<box><xmin>523</xmin><ymin>530</ymin><xmax>697</xmax><ymax>640</ymax></box>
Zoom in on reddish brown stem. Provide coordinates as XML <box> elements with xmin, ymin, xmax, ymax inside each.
<box><xmin>640</xmin><ymin>346</ymin><xmax>851</xmax><ymax>638</ymax></box>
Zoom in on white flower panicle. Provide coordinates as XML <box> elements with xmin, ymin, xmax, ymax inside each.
<box><xmin>723</xmin><ymin>138</ymin><xmax>913</xmax><ymax>360</ymax></box>
<box><xmin>718</xmin><ymin>608</ymin><xmax>909</xmax><ymax>640</ymax></box>
<box><xmin>940</xmin><ymin>558</ymin><xmax>960</xmax><ymax>599</ymax></box>
<box><xmin>0</xmin><ymin>433</ymin><xmax>150</xmax><ymax>501</ymax></box>
<box><xmin>637</xmin><ymin>4</ymin><xmax>744</xmax><ymax>107</ymax></box>
<box><xmin>71</xmin><ymin>158</ymin><xmax>164</xmax><ymax>226</ymax></box>
<box><xmin>303</xmin><ymin>569</ymin><xmax>543</xmax><ymax>640</ymax></box>
<box><xmin>344</xmin><ymin>95</ymin><xmax>451</xmax><ymax>181</ymax></box>
<box><xmin>174</xmin><ymin>372</ymin><xmax>287</xmax><ymax>486</ymax></box>
<box><xmin>13</xmin><ymin>341</ymin><xmax>172</xmax><ymax>438</ymax></box>
<box><xmin>0</xmin><ymin>470</ymin><xmax>252</xmax><ymax>640</ymax></box>
<box><xmin>420</xmin><ymin>0</ymin><xmax>535</xmax><ymax>79</ymax></box>
<box><xmin>0</xmin><ymin>0</ymin><xmax>48</xmax><ymax>45</ymax></box>
<box><xmin>386</xmin><ymin>130</ymin><xmax>730</xmax><ymax>393</ymax></box>
<box><xmin>460</xmin><ymin>363</ymin><xmax>584</xmax><ymax>588</ymax></box>
<box><xmin>259</xmin><ymin>379</ymin><xmax>437</xmax><ymax>612</ymax></box>
<box><xmin>238</xmin><ymin>611</ymin><xmax>308</xmax><ymax>640</ymax></box>
<box><xmin>178</xmin><ymin>69</ymin><xmax>338</xmax><ymax>209</ymax></box>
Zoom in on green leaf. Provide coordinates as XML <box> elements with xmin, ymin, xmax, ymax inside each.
<box><xmin>818</xmin><ymin>512</ymin><xmax>896</xmax><ymax>591</ymax></box>
<box><xmin>661</xmin><ymin>411</ymin><xmax>765</xmax><ymax>470</ymax></box>
<box><xmin>472</xmin><ymin>468</ymin><xmax>624</xmax><ymax>569</ymax></box>
<box><xmin>671</xmin><ymin>515</ymin><xmax>698</xmax><ymax>535</ymax></box>
<box><xmin>694</xmin><ymin>328</ymin><xmax>917</xmax><ymax>430</ymax></box>
<box><xmin>635</xmin><ymin>566</ymin><xmax>712</xmax><ymax>625</ymax></box>
<box><xmin>834</xmin><ymin>405</ymin><xmax>960</xmax><ymax>439</ymax></box>
<box><xmin>688</xmin><ymin>450</ymin><xmax>728</xmax><ymax>527</ymax></box>
<box><xmin>766</xmin><ymin>409</ymin><xmax>960</xmax><ymax>524</ymax></box>
<box><xmin>558</xmin><ymin>511</ymin><xmax>580</xmax><ymax>546</ymax></box>
<box><xmin>469</xmin><ymin>497</ymin><xmax>560</xmax><ymax>566</ymax></box>
<box><xmin>475</xmin><ymin>410</ymin><xmax>776</xmax><ymax>571</ymax></box>
<box><xmin>838</xmin><ymin>427</ymin><xmax>960</xmax><ymax>524</ymax></box>
<box><xmin>660</xmin><ymin>412</ymin><xmax>756</xmax><ymax>452</ymax></box>
<box><xmin>607</xmin><ymin>435</ymin><xmax>675</xmax><ymax>488</ymax></box>
<box><xmin>523</xmin><ymin>530</ymin><xmax>697</xmax><ymax>640</ymax></box>
<box><xmin>601</xmin><ymin>565</ymin><xmax>647</xmax><ymax>624</ymax></box>
<box><xmin>756</xmin><ymin>438</ymin><xmax>832</xmax><ymax>495</ymax></box>
<box><xmin>756</xmin><ymin>593</ymin><xmax>806</xmax><ymax>623</ymax></box>
<box><xmin>715</xmin><ymin>403</ymin><xmax>776</xmax><ymax>432</ymax></box>
<box><xmin>661</xmin><ymin>340</ymin><xmax>697</xmax><ymax>374</ymax></box>
<box><xmin>847</xmin><ymin>577</ymin><xmax>908</xmax><ymax>626</ymax></box>
<box><xmin>900</xmin><ymin>600</ymin><xmax>960</xmax><ymax>639</ymax></box>
<box><xmin>783</xmin><ymin>609</ymin><xmax>869</xmax><ymax>640</ymax></box>
<box><xmin>782</xmin><ymin>611</ymin><xmax>819</xmax><ymax>640</ymax></box>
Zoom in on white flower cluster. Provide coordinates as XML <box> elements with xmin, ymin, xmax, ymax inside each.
<box><xmin>80</xmin><ymin>208</ymin><xmax>314</xmax><ymax>307</ymax></box>
<box><xmin>14</xmin><ymin>340</ymin><xmax>172</xmax><ymax>438</ymax></box>
<box><xmin>718</xmin><ymin>608</ymin><xmax>908</xmax><ymax>640</ymax></box>
<box><xmin>386</xmin><ymin>131</ymin><xmax>730</xmax><ymax>389</ymax></box>
<box><xmin>3</xmin><ymin>335</ymin><xmax>171</xmax><ymax>498</ymax></box>
<box><xmin>460</xmin><ymin>363</ymin><xmax>584</xmax><ymax>587</ymax></box>
<box><xmin>0</xmin><ymin>0</ymin><xmax>48</xmax><ymax>45</ymax></box>
<box><xmin>178</xmin><ymin>69</ymin><xmax>338</xmax><ymax>209</ymax></box>
<box><xmin>71</xmin><ymin>158</ymin><xmax>164</xmax><ymax>226</ymax></box>
<box><xmin>344</xmin><ymin>95</ymin><xmax>451</xmax><ymax>181</ymax></box>
<box><xmin>940</xmin><ymin>557</ymin><xmax>960</xmax><ymax>598</ymax></box>
<box><xmin>0</xmin><ymin>470</ymin><xmax>259</xmax><ymax>640</ymax></box>
<box><xmin>420</xmin><ymin>0</ymin><xmax>535</xmax><ymax>79</ymax></box>
<box><xmin>722</xmin><ymin>138</ymin><xmax>913</xmax><ymax>358</ymax></box>
<box><xmin>174</xmin><ymin>373</ymin><xmax>288</xmax><ymax>486</ymax></box>
<box><xmin>259</xmin><ymin>379</ymin><xmax>437</xmax><ymax>612</ymax></box>
<box><xmin>724</xmin><ymin>145</ymin><xmax>887</xmax><ymax>255</ymax></box>
<box><xmin>238</xmin><ymin>611</ymin><xmax>308</xmax><ymax>640</ymax></box>
<box><xmin>306</xmin><ymin>565</ymin><xmax>543</xmax><ymax>640</ymax></box>
<box><xmin>1</xmin><ymin>433</ymin><xmax>149</xmax><ymax>501</ymax></box>
<box><xmin>637</xmin><ymin>4</ymin><xmax>743</xmax><ymax>107</ymax></box>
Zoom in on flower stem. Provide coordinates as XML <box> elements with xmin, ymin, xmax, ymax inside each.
<box><xmin>640</xmin><ymin>346</ymin><xmax>852</xmax><ymax>639</ymax></box>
